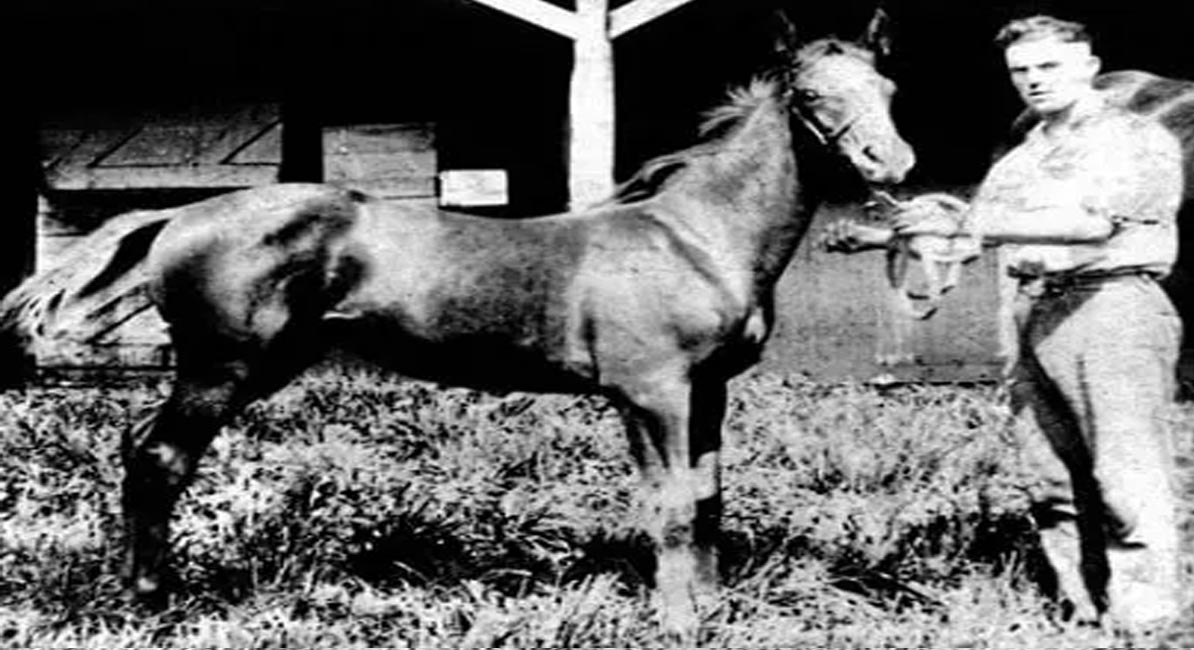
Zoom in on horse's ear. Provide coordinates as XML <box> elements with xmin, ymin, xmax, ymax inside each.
<box><xmin>861</xmin><ymin>6</ymin><xmax>892</xmax><ymax>57</ymax></box>
<box><xmin>772</xmin><ymin>9</ymin><xmax>800</xmax><ymax>62</ymax></box>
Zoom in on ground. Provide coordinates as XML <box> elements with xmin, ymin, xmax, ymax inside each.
<box><xmin>0</xmin><ymin>366</ymin><xmax>1190</xmax><ymax>648</ymax></box>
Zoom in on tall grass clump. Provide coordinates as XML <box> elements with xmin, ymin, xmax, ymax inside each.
<box><xmin>0</xmin><ymin>365</ymin><xmax>1189</xmax><ymax>648</ymax></box>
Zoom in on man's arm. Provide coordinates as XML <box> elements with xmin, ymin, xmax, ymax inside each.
<box><xmin>819</xmin><ymin>219</ymin><xmax>895</xmax><ymax>252</ymax></box>
<box><xmin>892</xmin><ymin>202</ymin><xmax>1113</xmax><ymax>243</ymax></box>
<box><xmin>969</xmin><ymin>203</ymin><xmax>1113</xmax><ymax>243</ymax></box>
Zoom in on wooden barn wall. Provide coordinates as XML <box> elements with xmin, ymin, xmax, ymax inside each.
<box><xmin>763</xmin><ymin>204</ymin><xmax>1003</xmax><ymax>383</ymax></box>
<box><xmin>322</xmin><ymin>123</ymin><xmax>437</xmax><ymax>202</ymax></box>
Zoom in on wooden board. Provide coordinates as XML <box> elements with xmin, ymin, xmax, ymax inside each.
<box><xmin>322</xmin><ymin>123</ymin><xmax>437</xmax><ymax>199</ymax></box>
<box><xmin>42</xmin><ymin>104</ymin><xmax>282</xmax><ymax>191</ymax></box>
<box><xmin>439</xmin><ymin>169</ymin><xmax>509</xmax><ymax>207</ymax></box>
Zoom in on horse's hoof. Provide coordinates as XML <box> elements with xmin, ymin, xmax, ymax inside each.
<box><xmin>125</xmin><ymin>577</ymin><xmax>170</xmax><ymax>613</ymax></box>
<box><xmin>659</xmin><ymin>610</ymin><xmax>700</xmax><ymax>646</ymax></box>
<box><xmin>874</xmin><ymin>352</ymin><xmax>916</xmax><ymax>368</ymax></box>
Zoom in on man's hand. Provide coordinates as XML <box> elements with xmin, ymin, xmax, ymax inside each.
<box><xmin>891</xmin><ymin>193</ymin><xmax>970</xmax><ymax>238</ymax></box>
<box><xmin>819</xmin><ymin>219</ymin><xmax>895</xmax><ymax>252</ymax></box>
<box><xmin>821</xmin><ymin>192</ymin><xmax>970</xmax><ymax>253</ymax></box>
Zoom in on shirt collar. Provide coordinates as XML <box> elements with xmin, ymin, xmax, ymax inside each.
<box><xmin>1026</xmin><ymin>93</ymin><xmax>1109</xmax><ymax>143</ymax></box>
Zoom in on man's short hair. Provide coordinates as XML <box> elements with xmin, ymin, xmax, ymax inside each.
<box><xmin>995</xmin><ymin>15</ymin><xmax>1091</xmax><ymax>50</ymax></box>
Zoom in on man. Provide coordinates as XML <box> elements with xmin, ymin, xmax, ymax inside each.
<box><xmin>830</xmin><ymin>15</ymin><xmax>1184</xmax><ymax>629</ymax></box>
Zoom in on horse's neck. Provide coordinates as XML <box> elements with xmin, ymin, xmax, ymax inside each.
<box><xmin>660</xmin><ymin>99</ymin><xmax>814</xmax><ymax>287</ymax></box>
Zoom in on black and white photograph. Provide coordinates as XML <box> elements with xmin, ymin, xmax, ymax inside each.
<box><xmin>2</xmin><ymin>0</ymin><xmax>1194</xmax><ymax>646</ymax></box>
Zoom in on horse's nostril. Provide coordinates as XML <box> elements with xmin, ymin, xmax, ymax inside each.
<box><xmin>862</xmin><ymin>145</ymin><xmax>883</xmax><ymax>164</ymax></box>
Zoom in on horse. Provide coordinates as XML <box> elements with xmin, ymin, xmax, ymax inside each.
<box><xmin>0</xmin><ymin>23</ymin><xmax>913</xmax><ymax>637</ymax></box>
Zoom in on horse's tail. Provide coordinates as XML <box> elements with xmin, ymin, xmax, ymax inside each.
<box><xmin>0</xmin><ymin>208</ymin><xmax>173</xmax><ymax>355</ymax></box>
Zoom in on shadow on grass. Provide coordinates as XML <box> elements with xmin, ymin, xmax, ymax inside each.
<box><xmin>560</xmin><ymin>531</ymin><xmax>655</xmax><ymax>594</ymax></box>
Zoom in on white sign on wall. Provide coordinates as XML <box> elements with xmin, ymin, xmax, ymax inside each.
<box><xmin>439</xmin><ymin>169</ymin><xmax>509</xmax><ymax>207</ymax></box>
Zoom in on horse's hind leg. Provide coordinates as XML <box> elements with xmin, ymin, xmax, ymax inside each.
<box><xmin>122</xmin><ymin>316</ymin><xmax>326</xmax><ymax>606</ymax></box>
<box><xmin>121</xmin><ymin>345</ymin><xmax>253</xmax><ymax>606</ymax></box>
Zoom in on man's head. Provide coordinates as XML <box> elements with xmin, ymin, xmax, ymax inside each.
<box><xmin>996</xmin><ymin>16</ymin><xmax>1101</xmax><ymax>118</ymax></box>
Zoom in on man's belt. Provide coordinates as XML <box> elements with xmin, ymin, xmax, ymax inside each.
<box><xmin>1011</xmin><ymin>269</ymin><xmax>1158</xmax><ymax>298</ymax></box>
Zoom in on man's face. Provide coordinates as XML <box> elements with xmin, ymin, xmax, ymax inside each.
<box><xmin>1004</xmin><ymin>38</ymin><xmax>1100</xmax><ymax>116</ymax></box>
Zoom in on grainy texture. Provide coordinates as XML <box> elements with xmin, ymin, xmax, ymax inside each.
<box><xmin>0</xmin><ymin>366</ymin><xmax>1188</xmax><ymax>648</ymax></box>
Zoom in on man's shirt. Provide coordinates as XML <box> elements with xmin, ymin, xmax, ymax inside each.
<box><xmin>971</xmin><ymin>99</ymin><xmax>1182</xmax><ymax>278</ymax></box>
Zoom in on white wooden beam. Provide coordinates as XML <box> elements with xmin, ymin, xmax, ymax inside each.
<box><xmin>467</xmin><ymin>0</ymin><xmax>578</xmax><ymax>38</ymax></box>
<box><xmin>610</xmin><ymin>0</ymin><xmax>699</xmax><ymax>38</ymax></box>
<box><xmin>464</xmin><ymin>0</ymin><xmax>695</xmax><ymax>209</ymax></box>
<box><xmin>568</xmin><ymin>0</ymin><xmax>615</xmax><ymax>208</ymax></box>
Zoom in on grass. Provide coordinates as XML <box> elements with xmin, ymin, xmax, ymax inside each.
<box><xmin>0</xmin><ymin>366</ymin><xmax>1190</xmax><ymax>648</ymax></box>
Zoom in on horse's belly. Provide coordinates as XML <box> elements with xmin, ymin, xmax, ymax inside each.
<box><xmin>324</xmin><ymin>309</ymin><xmax>597</xmax><ymax>394</ymax></box>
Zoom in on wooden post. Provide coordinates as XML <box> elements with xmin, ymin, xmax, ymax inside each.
<box><xmin>466</xmin><ymin>0</ymin><xmax>697</xmax><ymax>209</ymax></box>
<box><xmin>568</xmin><ymin>0</ymin><xmax>615</xmax><ymax>209</ymax></box>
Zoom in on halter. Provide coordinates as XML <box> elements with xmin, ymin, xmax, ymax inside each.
<box><xmin>790</xmin><ymin>96</ymin><xmax>857</xmax><ymax>151</ymax></box>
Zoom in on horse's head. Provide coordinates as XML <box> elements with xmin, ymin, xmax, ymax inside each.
<box><xmin>779</xmin><ymin>10</ymin><xmax>915</xmax><ymax>185</ymax></box>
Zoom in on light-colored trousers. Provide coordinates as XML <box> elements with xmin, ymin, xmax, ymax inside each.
<box><xmin>1010</xmin><ymin>274</ymin><xmax>1181</xmax><ymax>626</ymax></box>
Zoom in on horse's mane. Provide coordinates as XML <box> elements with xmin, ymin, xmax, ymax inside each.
<box><xmin>604</xmin><ymin>78</ymin><xmax>784</xmax><ymax>205</ymax></box>
<box><xmin>603</xmin><ymin>37</ymin><xmax>875</xmax><ymax>206</ymax></box>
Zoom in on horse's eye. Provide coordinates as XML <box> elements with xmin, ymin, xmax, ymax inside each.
<box><xmin>797</xmin><ymin>89</ymin><xmax>822</xmax><ymax>103</ymax></box>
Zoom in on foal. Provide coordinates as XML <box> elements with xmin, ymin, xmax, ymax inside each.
<box><xmin>2</xmin><ymin>31</ymin><xmax>912</xmax><ymax>636</ymax></box>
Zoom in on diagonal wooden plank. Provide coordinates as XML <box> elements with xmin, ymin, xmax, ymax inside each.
<box><xmin>468</xmin><ymin>0</ymin><xmax>578</xmax><ymax>39</ymax></box>
<box><xmin>610</xmin><ymin>0</ymin><xmax>698</xmax><ymax>38</ymax></box>
<box><xmin>195</xmin><ymin>104</ymin><xmax>282</xmax><ymax>165</ymax></box>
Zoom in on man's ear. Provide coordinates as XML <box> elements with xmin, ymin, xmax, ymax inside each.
<box><xmin>1088</xmin><ymin>54</ymin><xmax>1103</xmax><ymax>76</ymax></box>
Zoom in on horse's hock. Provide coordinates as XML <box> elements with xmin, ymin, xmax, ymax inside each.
<box><xmin>36</xmin><ymin>110</ymin><xmax>437</xmax><ymax>371</ymax></box>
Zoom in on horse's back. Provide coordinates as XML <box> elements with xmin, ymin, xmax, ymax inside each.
<box><xmin>1097</xmin><ymin>70</ymin><xmax>1194</xmax><ymax>163</ymax></box>
<box><xmin>330</xmin><ymin>198</ymin><xmax>757</xmax><ymax>389</ymax></box>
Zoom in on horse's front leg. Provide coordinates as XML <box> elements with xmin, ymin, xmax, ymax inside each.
<box><xmin>615</xmin><ymin>368</ymin><xmax>720</xmax><ymax>638</ymax></box>
<box><xmin>690</xmin><ymin>377</ymin><xmax>725</xmax><ymax>591</ymax></box>
<box><xmin>122</xmin><ymin>367</ymin><xmax>244</xmax><ymax>607</ymax></box>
